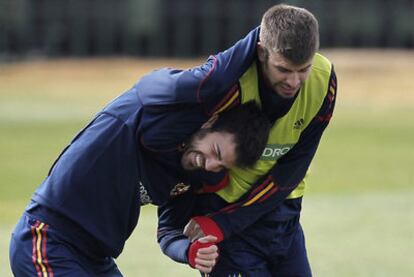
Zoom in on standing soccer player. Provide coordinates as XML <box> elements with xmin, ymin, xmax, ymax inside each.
<box><xmin>157</xmin><ymin>4</ymin><xmax>337</xmax><ymax>276</ymax></box>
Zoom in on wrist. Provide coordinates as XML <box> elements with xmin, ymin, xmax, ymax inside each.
<box><xmin>192</xmin><ymin>216</ymin><xmax>224</xmax><ymax>242</ymax></box>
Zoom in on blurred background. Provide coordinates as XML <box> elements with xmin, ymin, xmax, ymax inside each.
<box><xmin>1</xmin><ymin>0</ymin><xmax>414</xmax><ymax>59</ymax></box>
<box><xmin>1</xmin><ymin>0</ymin><xmax>413</xmax><ymax>276</ymax></box>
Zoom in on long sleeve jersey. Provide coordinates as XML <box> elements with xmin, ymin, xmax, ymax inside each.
<box><xmin>29</xmin><ymin>26</ymin><xmax>335</xmax><ymax>262</ymax></box>
<box><xmin>27</xmin><ymin>27</ymin><xmax>260</xmax><ymax>259</ymax></box>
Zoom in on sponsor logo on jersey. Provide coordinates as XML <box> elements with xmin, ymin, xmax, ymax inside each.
<box><xmin>138</xmin><ymin>181</ymin><xmax>152</xmax><ymax>205</ymax></box>
<box><xmin>170</xmin><ymin>182</ymin><xmax>191</xmax><ymax>196</ymax></box>
<box><xmin>261</xmin><ymin>144</ymin><xmax>294</xmax><ymax>161</ymax></box>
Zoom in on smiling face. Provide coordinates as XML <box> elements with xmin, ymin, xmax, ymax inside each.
<box><xmin>181</xmin><ymin>130</ymin><xmax>237</xmax><ymax>173</ymax></box>
<box><xmin>258</xmin><ymin>44</ymin><xmax>313</xmax><ymax>99</ymax></box>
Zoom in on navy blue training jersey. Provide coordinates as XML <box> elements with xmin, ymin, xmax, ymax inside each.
<box><xmin>27</xmin><ymin>29</ymin><xmax>256</xmax><ymax>258</ymax></box>
<box><xmin>32</xmin><ymin>89</ymin><xmax>150</xmax><ymax>258</ymax></box>
<box><xmin>30</xmin><ymin>87</ymin><xmax>213</xmax><ymax>258</ymax></box>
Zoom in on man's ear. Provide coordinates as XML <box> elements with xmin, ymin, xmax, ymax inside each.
<box><xmin>201</xmin><ymin>114</ymin><xmax>219</xmax><ymax>129</ymax></box>
<box><xmin>257</xmin><ymin>42</ymin><xmax>266</xmax><ymax>63</ymax></box>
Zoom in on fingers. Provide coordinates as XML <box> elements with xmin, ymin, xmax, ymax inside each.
<box><xmin>194</xmin><ymin>244</ymin><xmax>219</xmax><ymax>273</ymax></box>
<box><xmin>197</xmin><ymin>244</ymin><xmax>219</xmax><ymax>258</ymax></box>
<box><xmin>195</xmin><ymin>263</ymin><xmax>214</xmax><ymax>274</ymax></box>
<box><xmin>195</xmin><ymin>254</ymin><xmax>217</xmax><ymax>268</ymax></box>
<box><xmin>198</xmin><ymin>235</ymin><xmax>218</xmax><ymax>244</ymax></box>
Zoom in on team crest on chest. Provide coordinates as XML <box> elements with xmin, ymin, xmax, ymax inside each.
<box><xmin>170</xmin><ymin>182</ymin><xmax>191</xmax><ymax>196</ymax></box>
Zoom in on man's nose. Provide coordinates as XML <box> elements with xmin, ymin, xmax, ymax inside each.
<box><xmin>286</xmin><ymin>72</ymin><xmax>300</xmax><ymax>87</ymax></box>
<box><xmin>204</xmin><ymin>158</ymin><xmax>222</xmax><ymax>173</ymax></box>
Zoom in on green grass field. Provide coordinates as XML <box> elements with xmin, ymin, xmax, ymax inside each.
<box><xmin>1</xmin><ymin>51</ymin><xmax>413</xmax><ymax>276</ymax></box>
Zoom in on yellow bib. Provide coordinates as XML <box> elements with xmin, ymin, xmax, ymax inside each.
<box><xmin>217</xmin><ymin>53</ymin><xmax>332</xmax><ymax>202</ymax></box>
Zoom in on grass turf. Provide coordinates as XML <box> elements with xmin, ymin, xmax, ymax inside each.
<box><xmin>1</xmin><ymin>51</ymin><xmax>413</xmax><ymax>276</ymax></box>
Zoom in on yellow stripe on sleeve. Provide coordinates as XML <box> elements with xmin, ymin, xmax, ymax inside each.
<box><xmin>35</xmin><ymin>223</ymin><xmax>48</xmax><ymax>277</ymax></box>
<box><xmin>213</xmin><ymin>91</ymin><xmax>240</xmax><ymax>115</ymax></box>
<box><xmin>329</xmin><ymin>85</ymin><xmax>335</xmax><ymax>95</ymax></box>
<box><xmin>242</xmin><ymin>182</ymin><xmax>274</xmax><ymax>207</ymax></box>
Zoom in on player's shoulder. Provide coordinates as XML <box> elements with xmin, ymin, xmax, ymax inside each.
<box><xmin>311</xmin><ymin>53</ymin><xmax>332</xmax><ymax>75</ymax></box>
<box><xmin>135</xmin><ymin>67</ymin><xmax>208</xmax><ymax>107</ymax></box>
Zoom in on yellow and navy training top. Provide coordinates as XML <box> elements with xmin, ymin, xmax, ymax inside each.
<box><xmin>157</xmin><ymin>27</ymin><xmax>337</xmax><ymax>263</ymax></box>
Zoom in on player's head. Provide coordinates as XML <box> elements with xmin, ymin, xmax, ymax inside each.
<box><xmin>181</xmin><ymin>101</ymin><xmax>270</xmax><ymax>172</ymax></box>
<box><xmin>259</xmin><ymin>4</ymin><xmax>319</xmax><ymax>65</ymax></box>
<box><xmin>257</xmin><ymin>4</ymin><xmax>319</xmax><ymax>98</ymax></box>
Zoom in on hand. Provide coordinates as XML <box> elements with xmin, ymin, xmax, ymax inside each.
<box><xmin>192</xmin><ymin>235</ymin><xmax>219</xmax><ymax>274</ymax></box>
<box><xmin>184</xmin><ymin>218</ymin><xmax>205</xmax><ymax>242</ymax></box>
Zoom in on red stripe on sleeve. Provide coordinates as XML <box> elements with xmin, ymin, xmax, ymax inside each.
<box><xmin>258</xmin><ymin>186</ymin><xmax>279</xmax><ymax>203</ymax></box>
<box><xmin>246</xmin><ymin>176</ymin><xmax>273</xmax><ymax>200</ymax></box>
<box><xmin>209</xmin><ymin>84</ymin><xmax>239</xmax><ymax>114</ymax></box>
<box><xmin>214</xmin><ymin>176</ymin><xmax>274</xmax><ymax>214</ymax></box>
<box><xmin>196</xmin><ymin>56</ymin><xmax>218</xmax><ymax>104</ymax></box>
<box><xmin>31</xmin><ymin>221</ymin><xmax>42</xmax><ymax>277</ymax></box>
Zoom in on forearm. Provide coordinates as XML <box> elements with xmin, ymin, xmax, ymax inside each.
<box><xmin>158</xmin><ymin>229</ymin><xmax>190</xmax><ymax>264</ymax></box>
<box><xmin>157</xmin><ymin>190</ymin><xmax>195</xmax><ymax>263</ymax></box>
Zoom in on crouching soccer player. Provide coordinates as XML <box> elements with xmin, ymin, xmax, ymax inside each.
<box><xmin>9</xmin><ymin>74</ymin><xmax>270</xmax><ymax>277</ymax></box>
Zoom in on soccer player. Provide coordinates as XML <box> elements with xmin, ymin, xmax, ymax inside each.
<box><xmin>8</xmin><ymin>79</ymin><xmax>270</xmax><ymax>277</ymax></box>
<box><xmin>157</xmin><ymin>4</ymin><xmax>337</xmax><ymax>276</ymax></box>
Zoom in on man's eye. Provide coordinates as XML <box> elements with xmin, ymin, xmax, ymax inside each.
<box><xmin>215</xmin><ymin>144</ymin><xmax>222</xmax><ymax>161</ymax></box>
<box><xmin>277</xmin><ymin>67</ymin><xmax>290</xmax><ymax>73</ymax></box>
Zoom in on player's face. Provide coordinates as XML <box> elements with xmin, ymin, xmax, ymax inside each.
<box><xmin>181</xmin><ymin>131</ymin><xmax>237</xmax><ymax>173</ymax></box>
<box><xmin>258</xmin><ymin>45</ymin><xmax>313</xmax><ymax>99</ymax></box>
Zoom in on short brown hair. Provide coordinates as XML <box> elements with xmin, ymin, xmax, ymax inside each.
<box><xmin>260</xmin><ymin>4</ymin><xmax>319</xmax><ymax>65</ymax></box>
